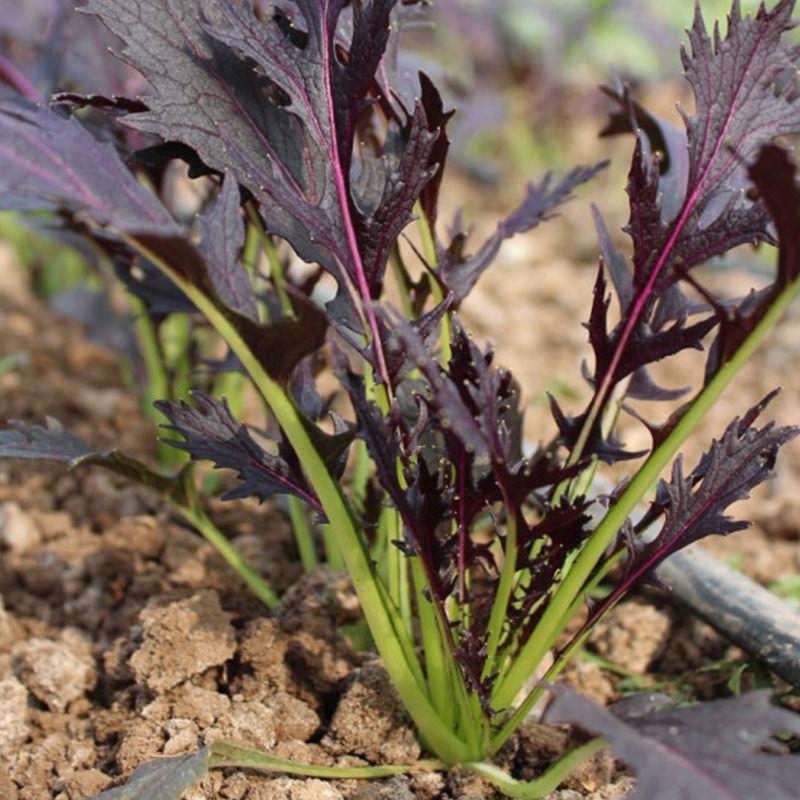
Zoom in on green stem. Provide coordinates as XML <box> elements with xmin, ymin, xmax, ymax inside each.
<box><xmin>390</xmin><ymin>244</ymin><xmax>415</xmax><ymax>320</ymax></box>
<box><xmin>491</xmin><ymin>555</ymin><xmax>622</xmax><ymax>753</ymax></box>
<box><xmin>492</xmin><ymin>270</ymin><xmax>800</xmax><ymax>715</ymax></box>
<box><xmin>415</xmin><ymin>202</ymin><xmax>451</xmax><ymax>363</ymax></box>
<box><xmin>129</xmin><ymin>295</ymin><xmax>174</xmax><ymax>463</ymax></box>
<box><xmin>126</xmin><ymin>236</ymin><xmax>470</xmax><ymax>765</ymax></box>
<box><xmin>209</xmin><ymin>740</ymin><xmax>444</xmax><ymax>779</ymax></box>
<box><xmin>466</xmin><ymin>739</ymin><xmax>606</xmax><ymax>799</ymax></box>
<box><xmin>350</xmin><ymin>438</ymin><xmax>372</xmax><ymax>514</ymax></box>
<box><xmin>161</xmin><ymin>312</ymin><xmax>193</xmax><ymax>400</ymax></box>
<box><xmin>482</xmin><ymin>509</ymin><xmax>518</xmax><ymax>679</ymax></box>
<box><xmin>262</xmin><ymin>231</ymin><xmax>294</xmax><ymax>317</ymax></box>
<box><xmin>175</xmin><ymin>503</ymin><xmax>279</xmax><ymax>609</ymax></box>
<box><xmin>203</xmin><ymin>371</ymin><xmax>249</xmax><ymax>495</ymax></box>
<box><xmin>412</xmin><ymin>558</ymin><xmax>455</xmax><ymax>728</ymax></box>
<box><xmin>287</xmin><ymin>495</ymin><xmax>319</xmax><ymax>572</ymax></box>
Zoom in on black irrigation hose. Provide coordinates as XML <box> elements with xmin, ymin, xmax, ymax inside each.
<box><xmin>657</xmin><ymin>546</ymin><xmax>800</xmax><ymax>687</ymax></box>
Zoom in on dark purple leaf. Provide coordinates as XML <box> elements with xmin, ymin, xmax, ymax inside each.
<box><xmin>585</xmin><ymin>262</ymin><xmax>718</xmax><ymax>392</ymax></box>
<box><xmin>84</xmin><ymin>0</ymin><xmax>445</xmax><ymax>328</ymax></box>
<box><xmin>632</xmin><ymin>0</ymin><xmax>800</xmax><ymax>288</ymax></box>
<box><xmin>0</xmin><ymin>100</ymin><xmax>175</xmax><ymax>227</ymax></box>
<box><xmin>438</xmin><ymin>162</ymin><xmax>607</xmax><ymax>304</ymax></box>
<box><xmin>567</xmin><ymin>1</ymin><xmax>800</xmax><ymax>468</ymax></box>
<box><xmin>0</xmin><ymin>101</ymin><xmax>325</xmax><ymax>380</ymax></box>
<box><xmin>642</xmin><ymin>393</ymin><xmax>797</xmax><ymax>559</ymax></box>
<box><xmin>547</xmin><ymin>688</ymin><xmax>800</xmax><ymax>800</ymax></box>
<box><xmin>0</xmin><ymin>417</ymin><xmax>95</xmax><ymax>465</ymax></box>
<box><xmin>115</xmin><ymin>256</ymin><xmax>197</xmax><ymax>316</ymax></box>
<box><xmin>599</xmin><ymin>82</ymin><xmax>689</xmax><ymax>225</ymax></box>
<box><xmin>0</xmin><ymin>418</ymin><xmax>180</xmax><ymax>497</ymax></box>
<box><xmin>198</xmin><ymin>174</ymin><xmax>258</xmax><ymax>321</ymax></box>
<box><xmin>156</xmin><ymin>391</ymin><xmax>324</xmax><ymax>512</ymax></box>
<box><xmin>709</xmin><ymin>144</ymin><xmax>800</xmax><ymax>373</ymax></box>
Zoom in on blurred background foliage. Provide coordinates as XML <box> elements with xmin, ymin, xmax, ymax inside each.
<box><xmin>403</xmin><ymin>0</ymin><xmax>794</xmax><ymax>183</ymax></box>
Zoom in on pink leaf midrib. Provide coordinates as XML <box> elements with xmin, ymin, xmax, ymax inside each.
<box><xmin>319</xmin><ymin>0</ymin><xmax>392</xmax><ymax>388</ymax></box>
<box><xmin>589</xmin><ymin>20</ymin><xmax>767</xmax><ymax>431</ymax></box>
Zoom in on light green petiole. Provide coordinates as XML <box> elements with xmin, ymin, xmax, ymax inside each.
<box><xmin>466</xmin><ymin>739</ymin><xmax>606</xmax><ymax>798</ymax></box>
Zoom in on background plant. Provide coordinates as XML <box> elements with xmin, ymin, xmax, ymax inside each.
<box><xmin>2</xmin><ymin>1</ymin><xmax>800</xmax><ymax>797</ymax></box>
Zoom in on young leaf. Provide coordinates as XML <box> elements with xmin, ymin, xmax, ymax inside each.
<box><xmin>547</xmin><ymin>689</ymin><xmax>800</xmax><ymax>800</ymax></box>
<box><xmin>437</xmin><ymin>163</ymin><xmax>607</xmax><ymax>304</ymax></box>
<box><xmin>563</xmin><ymin>0</ymin><xmax>800</xmax><ymax>465</ymax></box>
<box><xmin>634</xmin><ymin>0</ymin><xmax>800</xmax><ymax>286</ymax></box>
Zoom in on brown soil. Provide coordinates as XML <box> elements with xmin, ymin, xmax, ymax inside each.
<box><xmin>3</xmin><ymin>123</ymin><xmax>800</xmax><ymax>799</ymax></box>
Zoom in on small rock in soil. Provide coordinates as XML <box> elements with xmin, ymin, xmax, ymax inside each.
<box><xmin>271</xmin><ymin>690</ymin><xmax>320</xmax><ymax>741</ymax></box>
<box><xmin>162</xmin><ymin>718</ymin><xmax>200</xmax><ymax>756</ymax></box>
<box><xmin>0</xmin><ymin>594</ymin><xmax>23</xmax><ymax>652</ymax></box>
<box><xmin>53</xmin><ymin>768</ymin><xmax>111</xmax><ymax>799</ymax></box>
<box><xmin>350</xmin><ymin>775</ymin><xmax>418</xmax><ymax>800</ymax></box>
<box><xmin>446</xmin><ymin>765</ymin><xmax>498</xmax><ymax>799</ymax></box>
<box><xmin>561</xmin><ymin>660</ymin><xmax>616</xmax><ymax>707</ymax></box>
<box><xmin>0</xmin><ymin>502</ymin><xmax>41</xmax><ymax>554</ymax></box>
<box><xmin>410</xmin><ymin>771</ymin><xmax>447</xmax><ymax>800</ymax></box>
<box><xmin>323</xmin><ymin>660</ymin><xmax>420</xmax><ymax>765</ymax></box>
<box><xmin>206</xmin><ymin>699</ymin><xmax>277</xmax><ymax>751</ymax></box>
<box><xmin>115</xmin><ymin>718</ymin><xmax>166</xmax><ymax>772</ymax></box>
<box><xmin>278</xmin><ymin>570</ymin><xmax>361</xmax><ymax>637</ymax></box>
<box><xmin>589</xmin><ymin>601</ymin><xmax>671</xmax><ymax>674</ymax></box>
<box><xmin>130</xmin><ymin>590</ymin><xmax>236</xmax><ymax>692</ymax></box>
<box><xmin>241</xmin><ymin>777</ymin><xmax>345</xmax><ymax>800</ymax></box>
<box><xmin>103</xmin><ymin>515</ymin><xmax>165</xmax><ymax>559</ymax></box>
<box><xmin>141</xmin><ymin>682</ymin><xmax>231</xmax><ymax>727</ymax></box>
<box><xmin>12</xmin><ymin>634</ymin><xmax>95</xmax><ymax>712</ymax></box>
<box><xmin>29</xmin><ymin>510</ymin><xmax>72</xmax><ymax>542</ymax></box>
<box><xmin>0</xmin><ymin>677</ymin><xmax>29</xmax><ymax>753</ymax></box>
<box><xmin>0</xmin><ymin>768</ymin><xmax>19</xmax><ymax>800</ymax></box>
<box><xmin>515</xmin><ymin>722</ymin><xmax>570</xmax><ymax>781</ymax></box>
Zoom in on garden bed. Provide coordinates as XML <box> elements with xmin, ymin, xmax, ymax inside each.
<box><xmin>3</xmin><ymin>252</ymin><xmax>798</xmax><ymax>800</ymax></box>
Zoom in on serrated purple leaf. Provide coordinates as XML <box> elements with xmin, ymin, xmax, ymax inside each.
<box><xmin>84</xmin><ymin>0</ymin><xmax>444</xmax><ymax>355</ymax></box>
<box><xmin>709</xmin><ymin>144</ymin><xmax>800</xmax><ymax>373</ymax></box>
<box><xmin>575</xmin><ymin>393</ymin><xmax>798</xmax><ymax>639</ymax></box>
<box><xmin>0</xmin><ymin>417</ymin><xmax>181</xmax><ymax>497</ymax></box>
<box><xmin>547</xmin><ymin>688</ymin><xmax>800</xmax><ymax>800</ymax></box>
<box><xmin>156</xmin><ymin>391</ymin><xmax>323</xmax><ymax>513</ymax></box>
<box><xmin>573</xmin><ymin>1</ymin><xmax>800</xmax><ymax>469</ymax></box>
<box><xmin>600</xmin><ymin>82</ymin><xmax>689</xmax><ymax>225</ymax></box>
